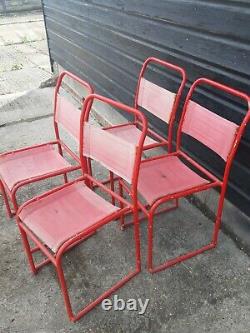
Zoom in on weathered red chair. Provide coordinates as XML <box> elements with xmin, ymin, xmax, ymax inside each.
<box><xmin>0</xmin><ymin>71</ymin><xmax>93</xmax><ymax>218</ymax></box>
<box><xmin>121</xmin><ymin>78</ymin><xmax>250</xmax><ymax>273</ymax></box>
<box><xmin>94</xmin><ymin>57</ymin><xmax>186</xmax><ymax>216</ymax></box>
<box><xmin>16</xmin><ymin>94</ymin><xmax>147</xmax><ymax>322</ymax></box>
<box><xmin>104</xmin><ymin>57</ymin><xmax>186</xmax><ymax>152</ymax></box>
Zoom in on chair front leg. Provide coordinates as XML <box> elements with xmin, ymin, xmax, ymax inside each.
<box><xmin>147</xmin><ymin>198</ymin><xmax>216</xmax><ymax>274</ymax></box>
<box><xmin>55</xmin><ymin>256</ymin><xmax>75</xmax><ymax>321</ymax></box>
<box><xmin>17</xmin><ymin>221</ymin><xmax>37</xmax><ymax>274</ymax></box>
<box><xmin>55</xmin><ymin>229</ymin><xmax>141</xmax><ymax>322</ymax></box>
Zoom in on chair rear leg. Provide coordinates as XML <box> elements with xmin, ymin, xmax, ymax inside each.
<box><xmin>63</xmin><ymin>173</ymin><xmax>68</xmax><ymax>184</ymax></box>
<box><xmin>109</xmin><ymin>171</ymin><xmax>115</xmax><ymax>205</ymax></box>
<box><xmin>132</xmin><ymin>210</ymin><xmax>141</xmax><ymax>272</ymax></box>
<box><xmin>212</xmin><ymin>189</ymin><xmax>226</xmax><ymax>246</ymax></box>
<box><xmin>147</xmin><ymin>213</ymin><xmax>154</xmax><ymax>272</ymax></box>
<box><xmin>0</xmin><ymin>181</ymin><xmax>13</xmax><ymax>219</ymax></box>
<box><xmin>118</xmin><ymin>180</ymin><xmax>125</xmax><ymax>230</ymax></box>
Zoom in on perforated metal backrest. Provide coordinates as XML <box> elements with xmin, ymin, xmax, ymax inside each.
<box><xmin>83</xmin><ymin>123</ymin><xmax>137</xmax><ymax>183</ymax></box>
<box><xmin>182</xmin><ymin>100</ymin><xmax>239</xmax><ymax>161</ymax></box>
<box><xmin>137</xmin><ymin>77</ymin><xmax>176</xmax><ymax>123</ymax></box>
<box><xmin>55</xmin><ymin>95</ymin><xmax>81</xmax><ymax>141</ymax></box>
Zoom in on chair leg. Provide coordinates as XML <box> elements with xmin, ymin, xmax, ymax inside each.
<box><xmin>147</xmin><ymin>202</ymin><xmax>216</xmax><ymax>274</ymax></box>
<box><xmin>132</xmin><ymin>210</ymin><xmax>141</xmax><ymax>271</ymax></box>
<box><xmin>147</xmin><ymin>213</ymin><xmax>154</xmax><ymax>272</ymax></box>
<box><xmin>55</xmin><ymin>244</ymin><xmax>140</xmax><ymax>322</ymax></box>
<box><xmin>212</xmin><ymin>190</ymin><xmax>226</xmax><ymax>246</ymax></box>
<box><xmin>63</xmin><ymin>173</ymin><xmax>68</xmax><ymax>184</ymax></box>
<box><xmin>55</xmin><ymin>258</ymin><xmax>74</xmax><ymax>321</ymax></box>
<box><xmin>18</xmin><ymin>223</ymin><xmax>37</xmax><ymax>274</ymax></box>
<box><xmin>0</xmin><ymin>181</ymin><xmax>13</xmax><ymax>219</ymax></box>
<box><xmin>18</xmin><ymin>221</ymin><xmax>52</xmax><ymax>274</ymax></box>
<box><xmin>118</xmin><ymin>180</ymin><xmax>125</xmax><ymax>230</ymax></box>
<box><xmin>109</xmin><ymin>171</ymin><xmax>115</xmax><ymax>205</ymax></box>
<box><xmin>11</xmin><ymin>191</ymin><xmax>19</xmax><ymax>216</ymax></box>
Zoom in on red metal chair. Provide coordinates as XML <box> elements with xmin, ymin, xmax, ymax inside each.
<box><xmin>93</xmin><ymin>57</ymin><xmax>186</xmax><ymax>217</ymax></box>
<box><xmin>105</xmin><ymin>57</ymin><xmax>186</xmax><ymax>152</ymax></box>
<box><xmin>120</xmin><ymin>78</ymin><xmax>250</xmax><ymax>273</ymax></box>
<box><xmin>16</xmin><ymin>94</ymin><xmax>147</xmax><ymax>322</ymax></box>
<box><xmin>0</xmin><ymin>71</ymin><xmax>93</xmax><ymax>218</ymax></box>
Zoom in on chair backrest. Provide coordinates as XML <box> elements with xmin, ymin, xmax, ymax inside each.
<box><xmin>135</xmin><ymin>57</ymin><xmax>186</xmax><ymax>125</ymax></box>
<box><xmin>54</xmin><ymin>71</ymin><xmax>94</xmax><ymax>143</ymax></box>
<box><xmin>177</xmin><ymin>78</ymin><xmax>250</xmax><ymax>177</ymax></box>
<box><xmin>80</xmin><ymin>94</ymin><xmax>147</xmax><ymax>195</ymax></box>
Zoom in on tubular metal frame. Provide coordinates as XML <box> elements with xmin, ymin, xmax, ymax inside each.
<box><xmin>16</xmin><ymin>94</ymin><xmax>148</xmax><ymax>322</ymax></box>
<box><xmin>0</xmin><ymin>71</ymin><xmax>93</xmax><ymax>218</ymax></box>
<box><xmin>95</xmin><ymin>57</ymin><xmax>187</xmax><ymax>217</ymax></box>
<box><xmin>121</xmin><ymin>78</ymin><xmax>250</xmax><ymax>273</ymax></box>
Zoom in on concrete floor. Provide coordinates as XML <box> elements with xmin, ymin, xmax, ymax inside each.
<box><xmin>0</xmin><ymin>12</ymin><xmax>250</xmax><ymax>333</ymax></box>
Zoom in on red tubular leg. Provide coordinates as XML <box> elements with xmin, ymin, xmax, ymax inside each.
<box><xmin>133</xmin><ymin>210</ymin><xmax>141</xmax><ymax>271</ymax></box>
<box><xmin>63</xmin><ymin>173</ymin><xmax>68</xmax><ymax>184</ymax></box>
<box><xmin>147</xmin><ymin>198</ymin><xmax>217</xmax><ymax>274</ymax></box>
<box><xmin>150</xmin><ymin>243</ymin><xmax>215</xmax><ymax>274</ymax></box>
<box><xmin>109</xmin><ymin>171</ymin><xmax>115</xmax><ymax>205</ymax></box>
<box><xmin>0</xmin><ymin>181</ymin><xmax>13</xmax><ymax>219</ymax></box>
<box><xmin>123</xmin><ymin>200</ymin><xmax>178</xmax><ymax>229</ymax></box>
<box><xmin>118</xmin><ymin>181</ymin><xmax>125</xmax><ymax>230</ymax></box>
<box><xmin>147</xmin><ymin>212</ymin><xmax>154</xmax><ymax>271</ymax></box>
<box><xmin>18</xmin><ymin>223</ymin><xmax>37</xmax><ymax>274</ymax></box>
<box><xmin>212</xmin><ymin>190</ymin><xmax>226</xmax><ymax>246</ymax></box>
<box><xmin>55</xmin><ymin>234</ymin><xmax>140</xmax><ymax>322</ymax></box>
<box><xmin>73</xmin><ymin>270</ymin><xmax>138</xmax><ymax>322</ymax></box>
<box><xmin>55</xmin><ymin>258</ymin><xmax>75</xmax><ymax>321</ymax></box>
<box><xmin>87</xmin><ymin>158</ymin><xmax>94</xmax><ymax>189</ymax></box>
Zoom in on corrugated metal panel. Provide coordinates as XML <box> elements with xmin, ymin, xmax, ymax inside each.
<box><xmin>42</xmin><ymin>0</ymin><xmax>250</xmax><ymax>216</ymax></box>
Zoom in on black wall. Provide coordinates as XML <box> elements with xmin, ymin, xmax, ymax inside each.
<box><xmin>42</xmin><ymin>0</ymin><xmax>250</xmax><ymax>217</ymax></box>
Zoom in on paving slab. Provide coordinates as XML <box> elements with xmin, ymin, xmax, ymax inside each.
<box><xmin>0</xmin><ymin>67</ymin><xmax>51</xmax><ymax>95</ymax></box>
<box><xmin>0</xmin><ymin>11</ymin><xmax>51</xmax><ymax>94</ymax></box>
<box><xmin>0</xmin><ymin>20</ymin><xmax>45</xmax><ymax>46</ymax></box>
<box><xmin>0</xmin><ymin>87</ymin><xmax>53</xmax><ymax>126</ymax></box>
<box><xmin>0</xmin><ymin>12</ymin><xmax>42</xmax><ymax>25</ymax></box>
<box><xmin>0</xmin><ymin>43</ymin><xmax>50</xmax><ymax>73</ymax></box>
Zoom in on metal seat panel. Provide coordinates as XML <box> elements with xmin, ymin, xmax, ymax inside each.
<box><xmin>138</xmin><ymin>155</ymin><xmax>209</xmax><ymax>205</ymax></box>
<box><xmin>19</xmin><ymin>181</ymin><xmax>119</xmax><ymax>252</ymax></box>
<box><xmin>0</xmin><ymin>145</ymin><xmax>71</xmax><ymax>190</ymax></box>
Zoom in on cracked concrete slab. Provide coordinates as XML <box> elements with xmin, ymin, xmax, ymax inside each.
<box><xmin>0</xmin><ymin>11</ymin><xmax>50</xmax><ymax>94</ymax></box>
<box><xmin>0</xmin><ymin>20</ymin><xmax>45</xmax><ymax>46</ymax></box>
<box><xmin>0</xmin><ymin>87</ymin><xmax>53</xmax><ymax>126</ymax></box>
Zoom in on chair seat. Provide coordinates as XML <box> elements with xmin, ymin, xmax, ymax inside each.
<box><xmin>138</xmin><ymin>155</ymin><xmax>209</xmax><ymax>205</ymax></box>
<box><xmin>18</xmin><ymin>181</ymin><xmax>119</xmax><ymax>252</ymax></box>
<box><xmin>0</xmin><ymin>144</ymin><xmax>72</xmax><ymax>191</ymax></box>
<box><xmin>105</xmin><ymin>124</ymin><xmax>157</xmax><ymax>146</ymax></box>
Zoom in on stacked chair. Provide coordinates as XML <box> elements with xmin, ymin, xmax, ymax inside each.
<box><xmin>92</xmin><ymin>57</ymin><xmax>186</xmax><ymax>206</ymax></box>
<box><xmin>0</xmin><ymin>72</ymin><xmax>93</xmax><ymax>217</ymax></box>
<box><xmin>116</xmin><ymin>77</ymin><xmax>250</xmax><ymax>273</ymax></box>
<box><xmin>0</xmin><ymin>57</ymin><xmax>249</xmax><ymax>322</ymax></box>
